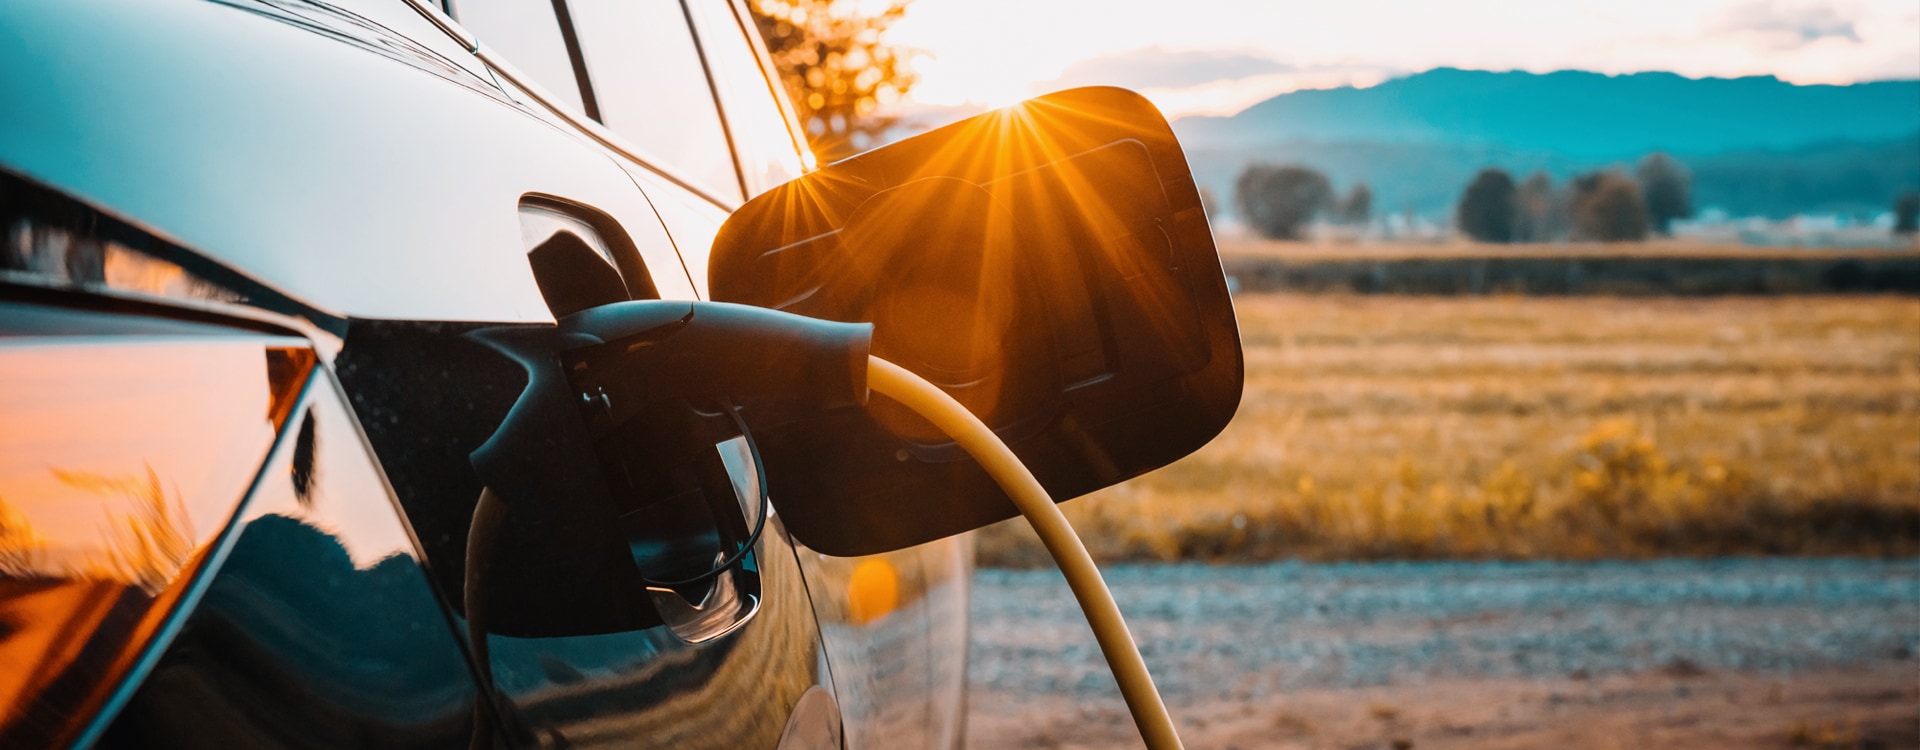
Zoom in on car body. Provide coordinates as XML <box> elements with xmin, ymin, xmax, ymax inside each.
<box><xmin>0</xmin><ymin>0</ymin><xmax>969</xmax><ymax>747</ymax></box>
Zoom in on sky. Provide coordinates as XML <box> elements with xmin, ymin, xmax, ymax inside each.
<box><xmin>883</xmin><ymin>0</ymin><xmax>1920</xmax><ymax>120</ymax></box>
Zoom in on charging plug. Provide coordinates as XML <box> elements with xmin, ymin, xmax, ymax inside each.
<box><xmin>464</xmin><ymin>301</ymin><xmax>872</xmax><ymax>640</ymax></box>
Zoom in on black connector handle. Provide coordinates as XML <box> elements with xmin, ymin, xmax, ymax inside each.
<box><xmin>560</xmin><ymin>301</ymin><xmax>874</xmax><ymax>425</ymax></box>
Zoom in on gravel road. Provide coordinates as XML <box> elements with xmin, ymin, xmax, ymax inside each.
<box><xmin>966</xmin><ymin>558</ymin><xmax>1920</xmax><ymax>748</ymax></box>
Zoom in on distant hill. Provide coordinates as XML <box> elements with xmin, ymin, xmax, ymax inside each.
<box><xmin>1174</xmin><ymin>69</ymin><xmax>1920</xmax><ymax>219</ymax></box>
<box><xmin>1176</xmin><ymin>69</ymin><xmax>1920</xmax><ymax>157</ymax></box>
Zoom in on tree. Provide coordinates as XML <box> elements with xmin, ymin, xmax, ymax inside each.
<box><xmin>748</xmin><ymin>0</ymin><xmax>918</xmax><ymax>161</ymax></box>
<box><xmin>1234</xmin><ymin>164</ymin><xmax>1332</xmax><ymax>240</ymax></box>
<box><xmin>1456</xmin><ymin>168</ymin><xmax>1518</xmax><ymax>243</ymax></box>
<box><xmin>1514</xmin><ymin>171</ymin><xmax>1563</xmax><ymax>242</ymax></box>
<box><xmin>1570</xmin><ymin>172</ymin><xmax>1650</xmax><ymax>242</ymax></box>
<box><xmin>1336</xmin><ymin>183</ymin><xmax>1373</xmax><ymax>226</ymax></box>
<box><xmin>1895</xmin><ymin>191</ymin><xmax>1920</xmax><ymax>236</ymax></box>
<box><xmin>1637</xmin><ymin>153</ymin><xmax>1692</xmax><ymax>234</ymax></box>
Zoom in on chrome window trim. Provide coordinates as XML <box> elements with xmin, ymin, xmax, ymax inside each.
<box><xmin>675</xmin><ymin>0</ymin><xmax>753</xmax><ymax>201</ymax></box>
<box><xmin>479</xmin><ymin>47</ymin><xmax>743</xmax><ymax>209</ymax></box>
<box><xmin>720</xmin><ymin>0</ymin><xmax>816</xmax><ymax>174</ymax></box>
<box><xmin>401</xmin><ymin>0</ymin><xmax>476</xmax><ymax>52</ymax></box>
<box><xmin>413</xmin><ymin>0</ymin><xmax>748</xmax><ymax>210</ymax></box>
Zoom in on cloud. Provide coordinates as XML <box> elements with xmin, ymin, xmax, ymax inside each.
<box><xmin>1048</xmin><ymin>46</ymin><xmax>1293</xmax><ymax>91</ymax></box>
<box><xmin>1720</xmin><ymin>1</ymin><xmax>1861</xmax><ymax>45</ymax></box>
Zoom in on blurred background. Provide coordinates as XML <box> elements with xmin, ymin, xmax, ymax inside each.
<box><xmin>747</xmin><ymin>1</ymin><xmax>1918</xmax><ymax>747</ymax></box>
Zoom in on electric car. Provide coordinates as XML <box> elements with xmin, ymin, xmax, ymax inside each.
<box><xmin>0</xmin><ymin>1</ymin><xmax>1238</xmax><ymax>748</ymax></box>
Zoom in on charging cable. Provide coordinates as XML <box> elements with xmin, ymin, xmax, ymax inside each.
<box><xmin>867</xmin><ymin>356</ymin><xmax>1184</xmax><ymax>750</ymax></box>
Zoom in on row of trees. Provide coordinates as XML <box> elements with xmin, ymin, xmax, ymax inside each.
<box><xmin>1457</xmin><ymin>154</ymin><xmax>1692</xmax><ymax>243</ymax></box>
<box><xmin>1233</xmin><ymin>154</ymin><xmax>1697</xmax><ymax>243</ymax></box>
<box><xmin>1234</xmin><ymin>165</ymin><xmax>1373</xmax><ymax>240</ymax></box>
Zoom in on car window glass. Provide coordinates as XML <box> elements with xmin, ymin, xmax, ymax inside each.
<box><xmin>685</xmin><ymin>0</ymin><xmax>805</xmax><ymax>195</ymax></box>
<box><xmin>451</xmin><ymin>0</ymin><xmax>587</xmax><ymax>114</ymax></box>
<box><xmin>569</xmin><ymin>0</ymin><xmax>741</xmax><ymax>203</ymax></box>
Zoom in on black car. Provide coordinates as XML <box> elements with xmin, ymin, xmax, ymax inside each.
<box><xmin>0</xmin><ymin>1</ymin><xmax>1239</xmax><ymax>747</ymax></box>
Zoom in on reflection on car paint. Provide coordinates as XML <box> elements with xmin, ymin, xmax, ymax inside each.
<box><xmin>790</xmin><ymin>538</ymin><xmax>971</xmax><ymax>750</ymax></box>
<box><xmin>3</xmin><ymin>217</ymin><xmax>242</xmax><ymax>304</ymax></box>
<box><xmin>98</xmin><ymin>374</ymin><xmax>476</xmax><ymax>748</ymax></box>
<box><xmin>0</xmin><ymin>302</ymin><xmax>310</xmax><ymax>747</ymax></box>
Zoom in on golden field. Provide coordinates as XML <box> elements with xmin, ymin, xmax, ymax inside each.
<box><xmin>976</xmin><ymin>294</ymin><xmax>1920</xmax><ymax>566</ymax></box>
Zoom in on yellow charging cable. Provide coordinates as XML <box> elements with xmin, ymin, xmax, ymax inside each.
<box><xmin>866</xmin><ymin>356</ymin><xmax>1184</xmax><ymax>750</ymax></box>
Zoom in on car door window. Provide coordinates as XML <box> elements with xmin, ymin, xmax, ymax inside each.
<box><xmin>569</xmin><ymin>0</ymin><xmax>742</xmax><ymax>203</ymax></box>
<box><xmin>684</xmin><ymin>0</ymin><xmax>806</xmax><ymax>195</ymax></box>
<box><xmin>450</xmin><ymin>0</ymin><xmax>588</xmax><ymax>114</ymax></box>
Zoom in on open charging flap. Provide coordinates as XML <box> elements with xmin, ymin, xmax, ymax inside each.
<box><xmin>710</xmin><ymin>86</ymin><xmax>1243</xmax><ymax>556</ymax></box>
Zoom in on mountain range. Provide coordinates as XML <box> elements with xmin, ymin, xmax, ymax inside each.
<box><xmin>1171</xmin><ymin>69</ymin><xmax>1920</xmax><ymax>219</ymax></box>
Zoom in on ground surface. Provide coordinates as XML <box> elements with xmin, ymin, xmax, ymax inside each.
<box><xmin>965</xmin><ymin>557</ymin><xmax>1920</xmax><ymax>749</ymax></box>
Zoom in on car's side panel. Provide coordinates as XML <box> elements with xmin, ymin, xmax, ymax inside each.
<box><xmin>626</xmin><ymin>165</ymin><xmax>729</xmax><ymax>300</ymax></box>
<box><xmin>93</xmin><ymin>372</ymin><xmax>480</xmax><ymax>748</ymax></box>
<box><xmin>474</xmin><ymin>514</ymin><xmax>826</xmax><ymax>748</ymax></box>
<box><xmin>780</xmin><ymin>533</ymin><xmax>969</xmax><ymax>750</ymax></box>
<box><xmin>0</xmin><ymin>0</ymin><xmax>696</xmax><ymax>322</ymax></box>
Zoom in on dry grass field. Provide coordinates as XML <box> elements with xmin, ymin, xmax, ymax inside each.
<box><xmin>977</xmin><ymin>294</ymin><xmax>1920</xmax><ymax>566</ymax></box>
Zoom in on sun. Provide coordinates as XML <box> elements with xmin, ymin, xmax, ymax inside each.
<box><xmin>905</xmin><ymin>55</ymin><xmax>1041</xmax><ymax>111</ymax></box>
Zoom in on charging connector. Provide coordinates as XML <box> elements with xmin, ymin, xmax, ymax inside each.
<box><xmin>866</xmin><ymin>356</ymin><xmax>1185</xmax><ymax>750</ymax></box>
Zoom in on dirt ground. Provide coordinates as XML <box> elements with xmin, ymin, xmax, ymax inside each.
<box><xmin>964</xmin><ymin>559</ymin><xmax>1919</xmax><ymax>749</ymax></box>
<box><xmin>968</xmin><ymin>662</ymin><xmax>1919</xmax><ymax>749</ymax></box>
